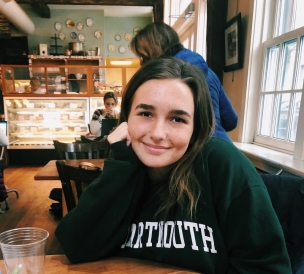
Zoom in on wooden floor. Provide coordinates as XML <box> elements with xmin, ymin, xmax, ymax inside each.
<box><xmin>0</xmin><ymin>166</ymin><xmax>64</xmax><ymax>260</ymax></box>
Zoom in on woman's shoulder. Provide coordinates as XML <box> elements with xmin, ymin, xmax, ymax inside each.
<box><xmin>200</xmin><ymin>137</ymin><xmax>257</xmax><ymax>173</ymax></box>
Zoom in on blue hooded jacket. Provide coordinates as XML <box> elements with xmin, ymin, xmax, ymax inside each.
<box><xmin>175</xmin><ymin>49</ymin><xmax>238</xmax><ymax>142</ymax></box>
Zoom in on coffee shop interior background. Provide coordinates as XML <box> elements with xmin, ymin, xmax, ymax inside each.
<box><xmin>0</xmin><ymin>4</ymin><xmax>153</xmax><ymax>165</ymax></box>
<box><xmin>0</xmin><ymin>5</ymin><xmax>152</xmax><ymax>61</ymax></box>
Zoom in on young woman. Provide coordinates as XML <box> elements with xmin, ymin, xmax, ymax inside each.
<box><xmin>131</xmin><ymin>22</ymin><xmax>238</xmax><ymax>143</ymax></box>
<box><xmin>89</xmin><ymin>91</ymin><xmax>119</xmax><ymax>137</ymax></box>
<box><xmin>55</xmin><ymin>58</ymin><xmax>291</xmax><ymax>273</ymax></box>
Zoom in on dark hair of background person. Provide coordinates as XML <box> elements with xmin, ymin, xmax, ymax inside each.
<box><xmin>103</xmin><ymin>91</ymin><xmax>118</xmax><ymax>105</ymax></box>
<box><xmin>119</xmin><ymin>57</ymin><xmax>214</xmax><ymax>219</ymax></box>
<box><xmin>130</xmin><ymin>22</ymin><xmax>184</xmax><ymax>65</ymax></box>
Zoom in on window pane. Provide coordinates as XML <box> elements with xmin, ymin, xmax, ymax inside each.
<box><xmin>280</xmin><ymin>39</ymin><xmax>297</xmax><ymax>90</ymax></box>
<box><xmin>275</xmin><ymin>0</ymin><xmax>292</xmax><ymax>36</ymax></box>
<box><xmin>274</xmin><ymin>93</ymin><xmax>291</xmax><ymax>139</ymax></box>
<box><xmin>295</xmin><ymin>36</ymin><xmax>304</xmax><ymax>89</ymax></box>
<box><xmin>259</xmin><ymin>94</ymin><xmax>274</xmax><ymax>136</ymax></box>
<box><xmin>289</xmin><ymin>92</ymin><xmax>301</xmax><ymax>141</ymax></box>
<box><xmin>294</xmin><ymin>0</ymin><xmax>304</xmax><ymax>30</ymax></box>
<box><xmin>263</xmin><ymin>45</ymin><xmax>280</xmax><ymax>91</ymax></box>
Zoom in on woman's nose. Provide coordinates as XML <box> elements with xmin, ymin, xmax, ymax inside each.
<box><xmin>149</xmin><ymin>119</ymin><xmax>167</xmax><ymax>140</ymax></box>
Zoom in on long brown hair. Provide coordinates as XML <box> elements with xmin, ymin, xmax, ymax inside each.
<box><xmin>120</xmin><ymin>57</ymin><xmax>214</xmax><ymax>219</ymax></box>
<box><xmin>131</xmin><ymin>22</ymin><xmax>184</xmax><ymax>65</ymax></box>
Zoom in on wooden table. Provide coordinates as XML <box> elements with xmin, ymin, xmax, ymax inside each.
<box><xmin>0</xmin><ymin>255</ymin><xmax>198</xmax><ymax>273</ymax></box>
<box><xmin>34</xmin><ymin>159</ymin><xmax>105</xmax><ymax>180</ymax></box>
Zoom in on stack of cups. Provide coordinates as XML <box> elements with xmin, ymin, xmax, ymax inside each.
<box><xmin>0</xmin><ymin>227</ymin><xmax>49</xmax><ymax>274</ymax></box>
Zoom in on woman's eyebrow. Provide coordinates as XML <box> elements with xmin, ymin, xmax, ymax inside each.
<box><xmin>135</xmin><ymin>103</ymin><xmax>154</xmax><ymax>110</ymax></box>
<box><xmin>170</xmin><ymin>109</ymin><xmax>191</xmax><ymax>118</ymax></box>
<box><xmin>135</xmin><ymin>104</ymin><xmax>191</xmax><ymax>118</ymax></box>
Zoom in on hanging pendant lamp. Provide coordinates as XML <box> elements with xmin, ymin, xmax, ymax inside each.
<box><xmin>0</xmin><ymin>0</ymin><xmax>34</xmax><ymax>34</ymax></box>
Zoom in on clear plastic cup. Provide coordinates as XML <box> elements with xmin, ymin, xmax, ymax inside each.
<box><xmin>0</xmin><ymin>227</ymin><xmax>49</xmax><ymax>274</ymax></box>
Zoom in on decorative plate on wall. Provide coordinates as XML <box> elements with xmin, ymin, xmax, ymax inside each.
<box><xmin>118</xmin><ymin>45</ymin><xmax>126</xmax><ymax>54</ymax></box>
<box><xmin>70</xmin><ymin>32</ymin><xmax>77</xmax><ymax>39</ymax></box>
<box><xmin>78</xmin><ymin>33</ymin><xmax>86</xmax><ymax>42</ymax></box>
<box><xmin>58</xmin><ymin>32</ymin><xmax>66</xmax><ymax>40</ymax></box>
<box><xmin>54</xmin><ymin>22</ymin><xmax>62</xmax><ymax>31</ymax></box>
<box><xmin>114</xmin><ymin>34</ymin><xmax>121</xmax><ymax>41</ymax></box>
<box><xmin>124</xmin><ymin>32</ymin><xmax>132</xmax><ymax>41</ymax></box>
<box><xmin>133</xmin><ymin>27</ymin><xmax>141</xmax><ymax>35</ymax></box>
<box><xmin>66</xmin><ymin>19</ymin><xmax>75</xmax><ymax>29</ymax></box>
<box><xmin>76</xmin><ymin>22</ymin><xmax>84</xmax><ymax>30</ymax></box>
<box><xmin>108</xmin><ymin>44</ymin><xmax>115</xmax><ymax>52</ymax></box>
<box><xmin>94</xmin><ymin>30</ymin><xmax>102</xmax><ymax>39</ymax></box>
<box><xmin>86</xmin><ymin>18</ymin><xmax>94</xmax><ymax>27</ymax></box>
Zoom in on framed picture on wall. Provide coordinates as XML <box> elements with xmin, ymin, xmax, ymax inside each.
<box><xmin>224</xmin><ymin>13</ymin><xmax>242</xmax><ymax>72</ymax></box>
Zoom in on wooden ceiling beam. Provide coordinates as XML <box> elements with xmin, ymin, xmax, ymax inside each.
<box><xmin>16</xmin><ymin>0</ymin><xmax>163</xmax><ymax>21</ymax></box>
<box><xmin>16</xmin><ymin>0</ymin><xmax>162</xmax><ymax>6</ymax></box>
<box><xmin>30</xmin><ymin>3</ymin><xmax>51</xmax><ymax>18</ymax></box>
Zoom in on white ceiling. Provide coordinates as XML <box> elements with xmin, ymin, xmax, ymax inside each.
<box><xmin>48</xmin><ymin>5</ymin><xmax>153</xmax><ymax>17</ymax></box>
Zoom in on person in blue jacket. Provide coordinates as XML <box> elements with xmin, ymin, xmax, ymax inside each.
<box><xmin>130</xmin><ymin>22</ymin><xmax>238</xmax><ymax>142</ymax></box>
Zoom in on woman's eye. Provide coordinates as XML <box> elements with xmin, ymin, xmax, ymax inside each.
<box><xmin>172</xmin><ymin>117</ymin><xmax>186</xmax><ymax>123</ymax></box>
<box><xmin>139</xmin><ymin>111</ymin><xmax>151</xmax><ymax>117</ymax></box>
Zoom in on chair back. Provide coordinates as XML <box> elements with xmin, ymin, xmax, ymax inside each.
<box><xmin>53</xmin><ymin>140</ymin><xmax>109</xmax><ymax>160</ymax></box>
<box><xmin>56</xmin><ymin>160</ymin><xmax>102</xmax><ymax>212</ymax></box>
<box><xmin>260</xmin><ymin>173</ymin><xmax>304</xmax><ymax>274</ymax></box>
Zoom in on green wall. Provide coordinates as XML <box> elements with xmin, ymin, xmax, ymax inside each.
<box><xmin>15</xmin><ymin>5</ymin><xmax>152</xmax><ymax>60</ymax></box>
<box><xmin>104</xmin><ymin>17</ymin><xmax>152</xmax><ymax>58</ymax></box>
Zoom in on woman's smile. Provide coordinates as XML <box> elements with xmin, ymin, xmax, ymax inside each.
<box><xmin>142</xmin><ymin>141</ymin><xmax>169</xmax><ymax>154</ymax></box>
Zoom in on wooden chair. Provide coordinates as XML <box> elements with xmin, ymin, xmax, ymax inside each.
<box><xmin>260</xmin><ymin>173</ymin><xmax>304</xmax><ymax>274</ymax></box>
<box><xmin>56</xmin><ymin>160</ymin><xmax>102</xmax><ymax>212</ymax></box>
<box><xmin>53</xmin><ymin>140</ymin><xmax>109</xmax><ymax>160</ymax></box>
<box><xmin>0</xmin><ymin>145</ymin><xmax>19</xmax><ymax>212</ymax></box>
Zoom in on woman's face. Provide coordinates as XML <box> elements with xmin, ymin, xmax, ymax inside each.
<box><xmin>104</xmin><ymin>98</ymin><xmax>117</xmax><ymax>112</ymax></box>
<box><xmin>128</xmin><ymin>79</ymin><xmax>194</xmax><ymax>169</ymax></box>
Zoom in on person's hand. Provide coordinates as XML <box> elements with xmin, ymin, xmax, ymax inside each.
<box><xmin>102</xmin><ymin>109</ymin><xmax>113</xmax><ymax>117</ymax></box>
<box><xmin>107</xmin><ymin>122</ymin><xmax>131</xmax><ymax>146</ymax></box>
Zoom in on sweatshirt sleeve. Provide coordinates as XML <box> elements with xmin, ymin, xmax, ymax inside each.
<box><xmin>207</xmin><ymin>69</ymin><xmax>238</xmax><ymax>132</ymax></box>
<box><xmin>55</xmin><ymin>141</ymin><xmax>145</xmax><ymax>263</ymax></box>
<box><xmin>89</xmin><ymin>119</ymin><xmax>102</xmax><ymax>136</ymax></box>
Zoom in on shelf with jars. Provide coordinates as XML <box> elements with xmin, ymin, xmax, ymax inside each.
<box><xmin>1</xmin><ymin>58</ymin><xmax>140</xmax><ymax>97</ymax></box>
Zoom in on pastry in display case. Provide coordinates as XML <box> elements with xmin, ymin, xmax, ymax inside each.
<box><xmin>4</xmin><ymin>98</ymin><xmax>89</xmax><ymax>146</ymax></box>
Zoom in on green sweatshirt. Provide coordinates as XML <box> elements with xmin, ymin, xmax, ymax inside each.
<box><xmin>55</xmin><ymin>137</ymin><xmax>292</xmax><ymax>273</ymax></box>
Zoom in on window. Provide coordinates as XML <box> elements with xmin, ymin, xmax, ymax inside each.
<box><xmin>254</xmin><ymin>0</ymin><xmax>304</xmax><ymax>156</ymax></box>
<box><xmin>165</xmin><ymin>0</ymin><xmax>207</xmax><ymax>58</ymax></box>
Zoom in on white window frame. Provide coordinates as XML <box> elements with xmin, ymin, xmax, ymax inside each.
<box><xmin>165</xmin><ymin>0</ymin><xmax>207</xmax><ymax>59</ymax></box>
<box><xmin>244</xmin><ymin>0</ymin><xmax>304</xmax><ymax>160</ymax></box>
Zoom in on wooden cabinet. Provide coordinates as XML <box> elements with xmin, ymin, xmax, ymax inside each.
<box><xmin>1</xmin><ymin>57</ymin><xmax>139</xmax><ymax>97</ymax></box>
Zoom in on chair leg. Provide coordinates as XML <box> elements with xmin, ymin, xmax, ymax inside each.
<box><xmin>5</xmin><ymin>189</ymin><xmax>20</xmax><ymax>210</ymax></box>
<box><xmin>0</xmin><ymin>202</ymin><xmax>4</xmax><ymax>214</ymax></box>
<box><xmin>5</xmin><ymin>198</ymin><xmax>9</xmax><ymax>210</ymax></box>
<box><xmin>7</xmin><ymin>189</ymin><xmax>19</xmax><ymax>198</ymax></box>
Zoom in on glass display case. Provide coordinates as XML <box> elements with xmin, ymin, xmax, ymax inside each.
<box><xmin>4</xmin><ymin>97</ymin><xmax>89</xmax><ymax>146</ymax></box>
